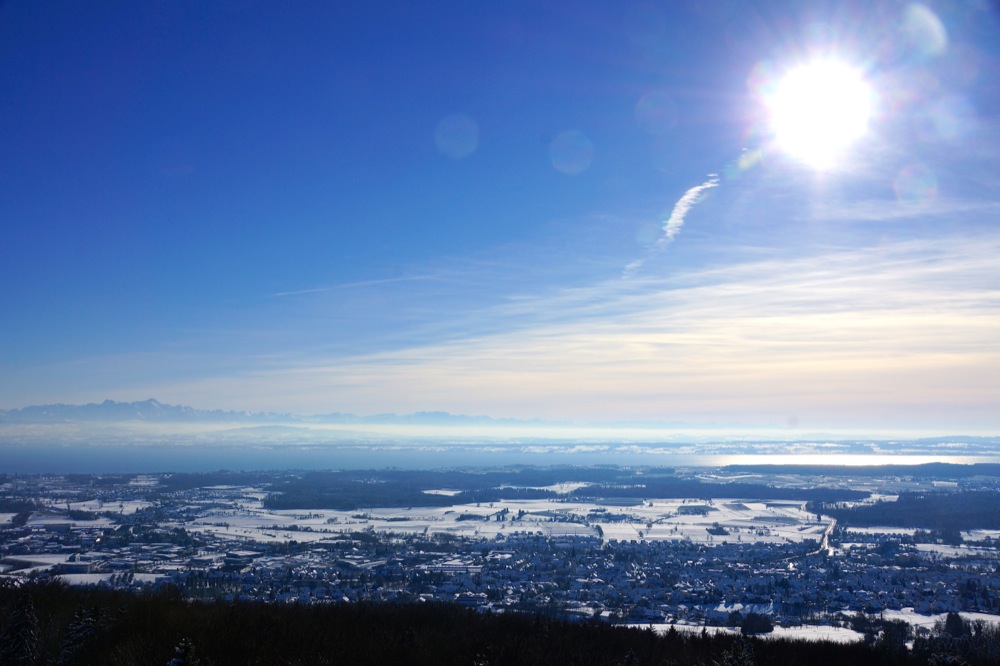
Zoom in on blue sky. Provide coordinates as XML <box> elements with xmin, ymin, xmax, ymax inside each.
<box><xmin>2</xmin><ymin>1</ymin><xmax>999</xmax><ymax>436</ymax></box>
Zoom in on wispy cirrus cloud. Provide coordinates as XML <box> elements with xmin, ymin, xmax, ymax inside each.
<box><xmin>85</xmin><ymin>233</ymin><xmax>1000</xmax><ymax>435</ymax></box>
<box><xmin>808</xmin><ymin>197</ymin><xmax>1000</xmax><ymax>223</ymax></box>
<box><xmin>269</xmin><ymin>275</ymin><xmax>435</xmax><ymax>298</ymax></box>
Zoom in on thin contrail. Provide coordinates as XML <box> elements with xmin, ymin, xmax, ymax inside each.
<box><xmin>624</xmin><ymin>174</ymin><xmax>719</xmax><ymax>277</ymax></box>
<box><xmin>269</xmin><ymin>275</ymin><xmax>433</xmax><ymax>298</ymax></box>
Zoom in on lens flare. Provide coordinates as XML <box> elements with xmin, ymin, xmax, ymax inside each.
<box><xmin>434</xmin><ymin>114</ymin><xmax>479</xmax><ymax>160</ymax></box>
<box><xmin>894</xmin><ymin>163</ymin><xmax>937</xmax><ymax>207</ymax></box>
<box><xmin>549</xmin><ymin>130</ymin><xmax>594</xmax><ymax>175</ymax></box>
<box><xmin>635</xmin><ymin>91</ymin><xmax>678</xmax><ymax>136</ymax></box>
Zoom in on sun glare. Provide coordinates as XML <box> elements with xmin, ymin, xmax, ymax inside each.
<box><xmin>767</xmin><ymin>60</ymin><xmax>873</xmax><ymax>168</ymax></box>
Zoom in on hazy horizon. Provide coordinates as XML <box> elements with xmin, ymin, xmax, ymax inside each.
<box><xmin>3</xmin><ymin>396</ymin><xmax>1000</xmax><ymax>440</ymax></box>
<box><xmin>2</xmin><ymin>397</ymin><xmax>1000</xmax><ymax>475</ymax></box>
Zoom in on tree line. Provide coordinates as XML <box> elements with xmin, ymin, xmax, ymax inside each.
<box><xmin>809</xmin><ymin>490</ymin><xmax>1000</xmax><ymax>531</ymax></box>
<box><xmin>3</xmin><ymin>582</ymin><xmax>998</xmax><ymax>665</ymax></box>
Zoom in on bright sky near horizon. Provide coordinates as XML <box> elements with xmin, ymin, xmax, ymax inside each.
<box><xmin>2</xmin><ymin>1</ymin><xmax>999</xmax><ymax>436</ymax></box>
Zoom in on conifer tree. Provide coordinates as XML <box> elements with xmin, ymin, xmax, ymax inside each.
<box><xmin>58</xmin><ymin>606</ymin><xmax>105</xmax><ymax>665</ymax></box>
<box><xmin>944</xmin><ymin>612</ymin><xmax>967</xmax><ymax>638</ymax></box>
<box><xmin>167</xmin><ymin>637</ymin><xmax>201</xmax><ymax>666</ymax></box>
<box><xmin>713</xmin><ymin>637</ymin><xmax>755</xmax><ymax>666</ymax></box>
<box><xmin>0</xmin><ymin>592</ymin><xmax>40</xmax><ymax>666</ymax></box>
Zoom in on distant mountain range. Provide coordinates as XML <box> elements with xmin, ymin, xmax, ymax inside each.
<box><xmin>1</xmin><ymin>400</ymin><xmax>997</xmax><ymax>449</ymax></box>
<box><xmin>0</xmin><ymin>399</ymin><xmax>274</xmax><ymax>423</ymax></box>
<box><xmin>0</xmin><ymin>398</ymin><xmax>523</xmax><ymax>427</ymax></box>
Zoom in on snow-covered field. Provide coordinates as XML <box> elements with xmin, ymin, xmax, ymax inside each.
<box><xmin>27</xmin><ymin>514</ymin><xmax>115</xmax><ymax>528</ymax></box>
<box><xmin>881</xmin><ymin>608</ymin><xmax>1000</xmax><ymax>631</ymax></box>
<box><xmin>842</xmin><ymin>526</ymin><xmax>916</xmax><ymax>536</ymax></box>
<box><xmin>56</xmin><ymin>573</ymin><xmax>166</xmax><ymax>586</ymax></box>
<box><xmin>175</xmin><ymin>494</ymin><xmax>831</xmax><ymax>546</ymax></box>
<box><xmin>41</xmin><ymin>498</ymin><xmax>152</xmax><ymax>515</ymax></box>
<box><xmin>914</xmin><ymin>543</ymin><xmax>1000</xmax><ymax>559</ymax></box>
<box><xmin>639</xmin><ymin>610</ymin><xmax>1000</xmax><ymax>644</ymax></box>
<box><xmin>0</xmin><ymin>553</ymin><xmax>73</xmax><ymax>576</ymax></box>
<box><xmin>640</xmin><ymin>623</ymin><xmax>865</xmax><ymax>643</ymax></box>
<box><xmin>963</xmin><ymin>530</ymin><xmax>1000</xmax><ymax>543</ymax></box>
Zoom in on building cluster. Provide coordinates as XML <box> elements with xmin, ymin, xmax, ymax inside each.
<box><xmin>1</xmin><ymin>474</ymin><xmax>998</xmax><ymax>628</ymax></box>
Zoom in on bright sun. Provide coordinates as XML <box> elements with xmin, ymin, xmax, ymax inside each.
<box><xmin>767</xmin><ymin>60</ymin><xmax>873</xmax><ymax>168</ymax></box>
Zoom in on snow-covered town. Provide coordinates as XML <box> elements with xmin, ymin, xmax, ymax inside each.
<box><xmin>3</xmin><ymin>467</ymin><xmax>1000</xmax><ymax>643</ymax></box>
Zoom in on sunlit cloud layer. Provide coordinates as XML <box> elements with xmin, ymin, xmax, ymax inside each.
<box><xmin>106</xmin><ymin>234</ymin><xmax>1000</xmax><ymax>434</ymax></box>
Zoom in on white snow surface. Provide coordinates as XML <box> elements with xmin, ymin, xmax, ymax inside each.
<box><xmin>172</xmin><ymin>496</ymin><xmax>832</xmax><ymax>546</ymax></box>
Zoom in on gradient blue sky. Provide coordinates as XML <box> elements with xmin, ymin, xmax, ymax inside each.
<box><xmin>2</xmin><ymin>1</ymin><xmax>999</xmax><ymax>435</ymax></box>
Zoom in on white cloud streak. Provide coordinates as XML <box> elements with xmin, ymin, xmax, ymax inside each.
<box><xmin>624</xmin><ymin>174</ymin><xmax>720</xmax><ymax>277</ymax></box>
<box><xmin>659</xmin><ymin>174</ymin><xmax>720</xmax><ymax>244</ymax></box>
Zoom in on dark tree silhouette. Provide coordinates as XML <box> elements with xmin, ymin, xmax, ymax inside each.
<box><xmin>944</xmin><ymin>612</ymin><xmax>967</xmax><ymax>639</ymax></box>
<box><xmin>167</xmin><ymin>637</ymin><xmax>200</xmax><ymax>665</ymax></box>
<box><xmin>57</xmin><ymin>606</ymin><xmax>106</xmax><ymax>665</ymax></box>
<box><xmin>0</xmin><ymin>592</ymin><xmax>40</xmax><ymax>666</ymax></box>
<box><xmin>740</xmin><ymin>612</ymin><xmax>774</xmax><ymax>636</ymax></box>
